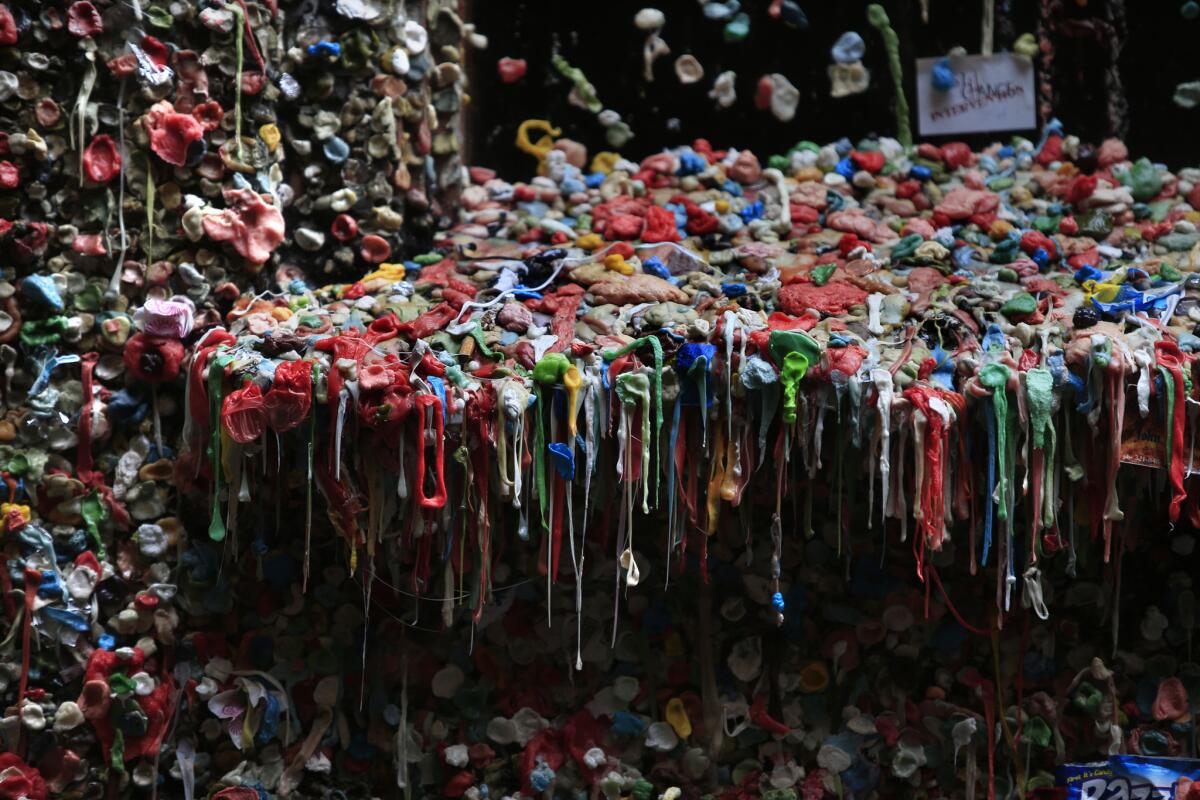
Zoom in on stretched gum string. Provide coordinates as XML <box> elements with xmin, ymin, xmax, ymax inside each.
<box><xmin>873</xmin><ymin>369</ymin><xmax>894</xmax><ymax>531</ymax></box>
<box><xmin>618</xmin><ymin>372</ymin><xmax>651</xmax><ymax>514</ymax></box>
<box><xmin>719</xmin><ymin>424</ymin><xmax>739</xmax><ymax>502</ymax></box>
<box><xmin>1026</xmin><ymin>367</ymin><xmax>1055</xmax><ymax>548</ymax></box>
<box><xmin>232</xmin><ymin>0</ymin><xmax>268</xmax><ymax>69</ymax></box>
<box><xmin>1003</xmin><ymin>403</ymin><xmax>1018</xmax><ymax>612</ymax></box>
<box><xmin>602</xmin><ymin>336</ymin><xmax>663</xmax><ymax>505</ymax></box>
<box><xmin>207</xmin><ymin>356</ymin><xmax>228</xmax><ymax>541</ymax></box>
<box><xmin>303</xmin><ymin>386</ymin><xmax>315</xmax><ymax>592</ymax></box>
<box><xmin>494</xmin><ymin>391</ymin><xmax>510</xmax><ymax>499</ymax></box>
<box><xmin>913</xmin><ymin>415</ymin><xmax>928</xmax><ymax>579</ymax></box>
<box><xmin>1040</xmin><ymin>418</ymin><xmax>1056</xmax><ymax>534</ymax></box>
<box><xmin>1029</xmin><ymin>448</ymin><xmax>1043</xmax><ymax>560</ymax></box>
<box><xmin>77</xmin><ymin>353</ymin><xmax>98</xmax><ymax>475</ymax></box>
<box><xmin>533</xmin><ymin>386</ymin><xmax>548</xmax><ymax>533</ymax></box>
<box><xmin>894</xmin><ymin>408</ymin><xmax>909</xmax><ymax>543</ymax></box>
<box><xmin>563</xmin><ymin>365</ymin><xmax>581</xmax><ymax>440</ymax></box>
<box><xmin>414</xmin><ymin>394</ymin><xmax>447</xmax><ymax>509</ymax></box>
<box><xmin>723</xmin><ymin>311</ymin><xmax>736</xmax><ymax>444</ymax></box>
<box><xmin>910</xmin><ymin>388</ymin><xmax>948</xmax><ymax>551</ymax></box>
<box><xmin>1155</xmin><ymin>341</ymin><xmax>1187</xmax><ymax>522</ymax></box>
<box><xmin>691</xmin><ymin>356</ymin><xmax>709</xmax><ymax>447</ymax></box>
<box><xmin>978</xmin><ymin>363</ymin><xmax>1011</xmax><ymax>520</ymax></box>
<box><xmin>1103</xmin><ymin>369</ymin><xmax>1125</xmax><ymax>560</ymax></box>
<box><xmin>991</xmin><ymin>633</ymin><xmax>1024</xmax><ymax>791</ymax></box>
<box><xmin>540</xmin><ymin>399</ymin><xmax>560</xmax><ymax>586</ymax></box>
<box><xmin>867</xmin><ymin>4</ymin><xmax>913</xmax><ymax>149</ymax></box>
<box><xmin>637</xmin><ymin>396</ymin><xmax>651</xmax><ymax>518</ymax></box>
<box><xmin>909</xmin><ymin>398</ymin><xmax>927</xmax><ymax>555</ymax></box>
<box><xmin>674</xmin><ymin>409</ymin><xmax>696</xmax><ymax>526</ymax></box>
<box><xmin>16</xmin><ymin>567</ymin><xmax>37</xmax><ymax>736</ymax></box>
<box><xmin>982</xmin><ymin>394</ymin><xmax>996</xmax><ymax>566</ymax></box>
<box><xmin>665</xmin><ymin>396</ymin><xmax>681</xmax><ymax>557</ymax></box>
<box><xmin>704</xmin><ymin>424</ymin><xmax>723</xmax><ymax>537</ymax></box>
<box><xmin>145</xmin><ymin>155</ymin><xmax>155</xmax><ymax>270</ymax></box>
<box><xmin>980</xmin><ymin>676</ymin><xmax>997</xmax><ymax>800</ymax></box>
<box><xmin>720</xmin><ymin>422</ymin><xmax>748</xmax><ymax>503</ymax></box>
<box><xmin>550</xmin><ymin>457</ymin><xmax>566</xmax><ymax>580</ymax></box>
<box><xmin>474</xmin><ymin>415</ymin><xmax>492</xmax><ymax>622</ymax></box>
<box><xmin>229</xmin><ymin>2</ymin><xmax>245</xmax><ymax>161</ymax></box>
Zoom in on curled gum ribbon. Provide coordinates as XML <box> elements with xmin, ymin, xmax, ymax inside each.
<box><xmin>515</xmin><ymin>119</ymin><xmax>561</xmax><ymax>175</ymax></box>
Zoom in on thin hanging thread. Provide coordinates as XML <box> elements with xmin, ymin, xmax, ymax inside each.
<box><xmin>108</xmin><ymin>77</ymin><xmax>129</xmax><ymax>295</ymax></box>
<box><xmin>230</xmin><ymin>3</ymin><xmax>246</xmax><ymax>162</ymax></box>
<box><xmin>144</xmin><ymin>157</ymin><xmax>155</xmax><ymax>270</ymax></box>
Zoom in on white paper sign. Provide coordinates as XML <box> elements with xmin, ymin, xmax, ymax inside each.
<box><xmin>916</xmin><ymin>54</ymin><xmax>1036</xmax><ymax>136</ymax></box>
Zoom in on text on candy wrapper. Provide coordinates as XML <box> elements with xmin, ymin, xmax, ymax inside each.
<box><xmin>1068</xmin><ymin>776</ymin><xmax>1168</xmax><ymax>800</ymax></box>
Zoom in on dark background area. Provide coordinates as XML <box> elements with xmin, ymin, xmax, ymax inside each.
<box><xmin>463</xmin><ymin>0</ymin><xmax>1196</xmax><ymax>176</ymax></box>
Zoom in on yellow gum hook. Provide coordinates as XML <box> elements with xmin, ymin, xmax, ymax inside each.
<box><xmin>515</xmin><ymin>119</ymin><xmax>561</xmax><ymax>176</ymax></box>
<box><xmin>590</xmin><ymin>151</ymin><xmax>621</xmax><ymax>174</ymax></box>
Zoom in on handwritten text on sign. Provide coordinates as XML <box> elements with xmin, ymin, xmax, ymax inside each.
<box><xmin>916</xmin><ymin>54</ymin><xmax>1035</xmax><ymax>136</ymax></box>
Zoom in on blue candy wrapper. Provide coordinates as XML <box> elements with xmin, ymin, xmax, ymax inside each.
<box><xmin>1109</xmin><ymin>756</ymin><xmax>1200</xmax><ymax>799</ymax></box>
<box><xmin>1057</xmin><ymin>757</ymin><xmax>1200</xmax><ymax>799</ymax></box>
<box><xmin>1057</xmin><ymin>762</ymin><xmax>1134</xmax><ymax>799</ymax></box>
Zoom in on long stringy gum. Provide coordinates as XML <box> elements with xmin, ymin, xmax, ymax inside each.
<box><xmin>867</xmin><ymin>4</ymin><xmax>913</xmax><ymax>149</ymax></box>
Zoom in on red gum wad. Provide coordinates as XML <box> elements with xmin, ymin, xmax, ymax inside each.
<box><xmin>82</xmin><ymin>135</ymin><xmax>121</xmax><ymax>184</ymax></box>
<box><xmin>201</xmin><ymin>188</ymin><xmax>286</xmax><ymax>264</ymax></box>
<box><xmin>144</xmin><ymin>100</ymin><xmax>204</xmax><ymax>167</ymax></box>
<box><xmin>777</xmin><ymin>280</ymin><xmax>869</xmax><ymax>316</ymax></box>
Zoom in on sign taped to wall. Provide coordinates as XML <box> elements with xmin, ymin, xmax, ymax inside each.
<box><xmin>916</xmin><ymin>53</ymin><xmax>1036</xmax><ymax>136</ymax></box>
